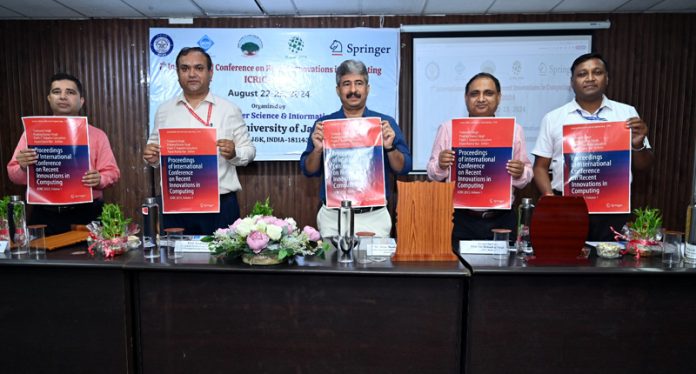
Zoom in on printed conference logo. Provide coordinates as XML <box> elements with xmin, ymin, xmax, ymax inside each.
<box><xmin>197</xmin><ymin>35</ymin><xmax>214</xmax><ymax>51</ymax></box>
<box><xmin>238</xmin><ymin>35</ymin><xmax>263</xmax><ymax>56</ymax></box>
<box><xmin>480</xmin><ymin>60</ymin><xmax>496</xmax><ymax>74</ymax></box>
<box><xmin>288</xmin><ymin>36</ymin><xmax>305</xmax><ymax>54</ymax></box>
<box><xmin>150</xmin><ymin>33</ymin><xmax>174</xmax><ymax>57</ymax></box>
<box><xmin>328</xmin><ymin>39</ymin><xmax>392</xmax><ymax>57</ymax></box>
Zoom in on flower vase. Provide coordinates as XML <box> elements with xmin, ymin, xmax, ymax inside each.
<box><xmin>242</xmin><ymin>252</ymin><xmax>284</xmax><ymax>265</ymax></box>
<box><xmin>626</xmin><ymin>229</ymin><xmax>662</xmax><ymax>257</ymax></box>
<box><xmin>0</xmin><ymin>218</ymin><xmax>9</xmax><ymax>242</ymax></box>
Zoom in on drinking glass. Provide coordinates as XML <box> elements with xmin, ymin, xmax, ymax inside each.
<box><xmin>28</xmin><ymin>224</ymin><xmax>47</xmax><ymax>258</ymax></box>
<box><xmin>491</xmin><ymin>228</ymin><xmax>511</xmax><ymax>260</ymax></box>
<box><xmin>164</xmin><ymin>227</ymin><xmax>184</xmax><ymax>260</ymax></box>
<box><xmin>662</xmin><ymin>230</ymin><xmax>683</xmax><ymax>268</ymax></box>
<box><xmin>355</xmin><ymin>231</ymin><xmax>374</xmax><ymax>264</ymax></box>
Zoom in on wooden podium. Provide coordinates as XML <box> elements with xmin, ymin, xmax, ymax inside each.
<box><xmin>394</xmin><ymin>181</ymin><xmax>458</xmax><ymax>261</ymax></box>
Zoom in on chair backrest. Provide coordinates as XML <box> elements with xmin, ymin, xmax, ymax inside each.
<box><xmin>394</xmin><ymin>181</ymin><xmax>458</xmax><ymax>261</ymax></box>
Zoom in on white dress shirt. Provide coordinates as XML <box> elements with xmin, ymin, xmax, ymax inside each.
<box><xmin>533</xmin><ymin>95</ymin><xmax>651</xmax><ymax>192</ymax></box>
<box><xmin>147</xmin><ymin>92</ymin><xmax>256</xmax><ymax>194</ymax></box>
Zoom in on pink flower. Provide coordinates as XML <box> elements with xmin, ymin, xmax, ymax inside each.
<box><xmin>230</xmin><ymin>218</ymin><xmax>243</xmax><ymax>232</ymax></box>
<box><xmin>303</xmin><ymin>226</ymin><xmax>321</xmax><ymax>241</ymax></box>
<box><xmin>247</xmin><ymin>230</ymin><xmax>270</xmax><ymax>253</ymax></box>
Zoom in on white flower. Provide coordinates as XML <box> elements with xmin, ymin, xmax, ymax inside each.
<box><xmin>266</xmin><ymin>224</ymin><xmax>283</xmax><ymax>241</ymax></box>
<box><xmin>236</xmin><ymin>218</ymin><xmax>255</xmax><ymax>237</ymax></box>
<box><xmin>255</xmin><ymin>219</ymin><xmax>268</xmax><ymax>232</ymax></box>
<box><xmin>285</xmin><ymin>218</ymin><xmax>297</xmax><ymax>232</ymax></box>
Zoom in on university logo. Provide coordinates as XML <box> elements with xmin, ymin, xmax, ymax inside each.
<box><xmin>197</xmin><ymin>35</ymin><xmax>214</xmax><ymax>51</ymax></box>
<box><xmin>150</xmin><ymin>34</ymin><xmax>174</xmax><ymax>57</ymax></box>
<box><xmin>512</xmin><ymin>60</ymin><xmax>522</xmax><ymax>75</ymax></box>
<box><xmin>330</xmin><ymin>40</ymin><xmax>343</xmax><ymax>56</ymax></box>
<box><xmin>238</xmin><ymin>35</ymin><xmax>263</xmax><ymax>56</ymax></box>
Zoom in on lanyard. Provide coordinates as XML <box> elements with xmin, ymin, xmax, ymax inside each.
<box><xmin>575</xmin><ymin>107</ymin><xmax>607</xmax><ymax>121</ymax></box>
<box><xmin>184</xmin><ymin>102</ymin><xmax>213</xmax><ymax>127</ymax></box>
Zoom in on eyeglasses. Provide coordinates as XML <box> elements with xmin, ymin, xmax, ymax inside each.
<box><xmin>575</xmin><ymin>108</ymin><xmax>607</xmax><ymax>121</ymax></box>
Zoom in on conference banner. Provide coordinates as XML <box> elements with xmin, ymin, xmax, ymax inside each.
<box><xmin>159</xmin><ymin>128</ymin><xmax>219</xmax><ymax>214</ymax></box>
<box><xmin>149</xmin><ymin>28</ymin><xmax>399</xmax><ymax>161</ymax></box>
<box><xmin>562</xmin><ymin>122</ymin><xmax>631</xmax><ymax>214</ymax></box>
<box><xmin>22</xmin><ymin>116</ymin><xmax>92</xmax><ymax>205</ymax></box>
<box><xmin>322</xmin><ymin>117</ymin><xmax>386</xmax><ymax>208</ymax></box>
<box><xmin>450</xmin><ymin>117</ymin><xmax>514</xmax><ymax>210</ymax></box>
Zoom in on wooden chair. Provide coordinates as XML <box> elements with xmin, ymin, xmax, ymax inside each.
<box><xmin>394</xmin><ymin>181</ymin><xmax>458</xmax><ymax>261</ymax></box>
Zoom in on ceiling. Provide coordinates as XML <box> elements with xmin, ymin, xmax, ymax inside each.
<box><xmin>0</xmin><ymin>0</ymin><xmax>695</xmax><ymax>19</ymax></box>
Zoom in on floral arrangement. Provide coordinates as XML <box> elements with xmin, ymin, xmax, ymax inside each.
<box><xmin>87</xmin><ymin>203</ymin><xmax>139</xmax><ymax>258</ymax></box>
<box><xmin>203</xmin><ymin>198</ymin><xmax>328</xmax><ymax>265</ymax></box>
<box><xmin>612</xmin><ymin>206</ymin><xmax>663</xmax><ymax>258</ymax></box>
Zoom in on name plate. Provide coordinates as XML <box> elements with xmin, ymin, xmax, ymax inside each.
<box><xmin>173</xmin><ymin>238</ymin><xmax>210</xmax><ymax>253</ymax></box>
<box><xmin>0</xmin><ymin>241</ymin><xmax>7</xmax><ymax>252</ymax></box>
<box><xmin>459</xmin><ymin>240</ymin><xmax>509</xmax><ymax>255</ymax></box>
<box><xmin>367</xmin><ymin>237</ymin><xmax>396</xmax><ymax>256</ymax></box>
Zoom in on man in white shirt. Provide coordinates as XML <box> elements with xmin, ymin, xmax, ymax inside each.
<box><xmin>143</xmin><ymin>47</ymin><xmax>256</xmax><ymax>235</ymax></box>
<box><xmin>533</xmin><ymin>53</ymin><xmax>653</xmax><ymax>241</ymax></box>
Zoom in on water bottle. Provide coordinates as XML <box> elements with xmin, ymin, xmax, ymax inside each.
<box><xmin>336</xmin><ymin>200</ymin><xmax>355</xmax><ymax>260</ymax></box>
<box><xmin>141</xmin><ymin>197</ymin><xmax>160</xmax><ymax>248</ymax></box>
<box><xmin>338</xmin><ymin>200</ymin><xmax>354</xmax><ymax>239</ymax></box>
<box><xmin>516</xmin><ymin>198</ymin><xmax>534</xmax><ymax>257</ymax></box>
<box><xmin>685</xmin><ymin>193</ymin><xmax>696</xmax><ymax>264</ymax></box>
<box><xmin>8</xmin><ymin>195</ymin><xmax>28</xmax><ymax>254</ymax></box>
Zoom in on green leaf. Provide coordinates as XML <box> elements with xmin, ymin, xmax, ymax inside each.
<box><xmin>0</xmin><ymin>196</ymin><xmax>10</xmax><ymax>218</ymax></box>
<box><xmin>250</xmin><ymin>197</ymin><xmax>273</xmax><ymax>216</ymax></box>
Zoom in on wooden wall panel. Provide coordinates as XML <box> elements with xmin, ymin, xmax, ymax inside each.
<box><xmin>1</xmin><ymin>13</ymin><xmax>694</xmax><ymax>233</ymax></box>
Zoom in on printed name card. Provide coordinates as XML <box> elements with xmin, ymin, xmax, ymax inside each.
<box><xmin>174</xmin><ymin>238</ymin><xmax>210</xmax><ymax>253</ymax></box>
<box><xmin>459</xmin><ymin>240</ymin><xmax>509</xmax><ymax>255</ymax></box>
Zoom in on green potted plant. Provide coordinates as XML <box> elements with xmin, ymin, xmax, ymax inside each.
<box><xmin>625</xmin><ymin>206</ymin><xmax>663</xmax><ymax>257</ymax></box>
<box><xmin>86</xmin><ymin>203</ymin><xmax>138</xmax><ymax>257</ymax></box>
<box><xmin>0</xmin><ymin>196</ymin><xmax>10</xmax><ymax>241</ymax></box>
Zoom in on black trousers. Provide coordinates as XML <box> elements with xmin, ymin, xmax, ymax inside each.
<box><xmin>29</xmin><ymin>200</ymin><xmax>104</xmax><ymax>236</ymax></box>
<box><xmin>161</xmin><ymin>192</ymin><xmax>240</xmax><ymax>235</ymax></box>
<box><xmin>451</xmin><ymin>209</ymin><xmax>516</xmax><ymax>251</ymax></box>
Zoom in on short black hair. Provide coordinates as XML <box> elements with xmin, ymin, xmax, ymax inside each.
<box><xmin>49</xmin><ymin>73</ymin><xmax>83</xmax><ymax>97</ymax></box>
<box><xmin>465</xmin><ymin>72</ymin><xmax>501</xmax><ymax>93</ymax></box>
<box><xmin>571</xmin><ymin>53</ymin><xmax>609</xmax><ymax>76</ymax></box>
<box><xmin>176</xmin><ymin>47</ymin><xmax>213</xmax><ymax>70</ymax></box>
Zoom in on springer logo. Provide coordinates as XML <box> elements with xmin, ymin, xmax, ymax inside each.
<box><xmin>330</xmin><ymin>40</ymin><xmax>343</xmax><ymax>56</ymax></box>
